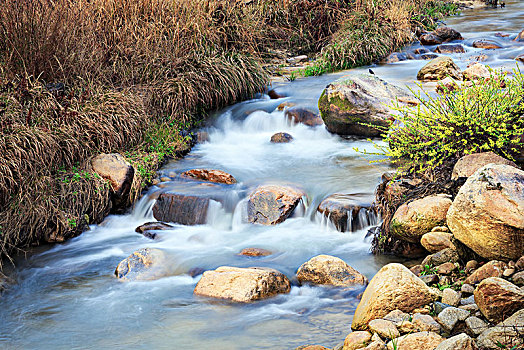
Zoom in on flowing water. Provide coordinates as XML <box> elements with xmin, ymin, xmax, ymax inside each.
<box><xmin>1</xmin><ymin>2</ymin><xmax>523</xmax><ymax>349</ymax></box>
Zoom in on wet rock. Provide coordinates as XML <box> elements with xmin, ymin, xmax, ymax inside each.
<box><xmin>270</xmin><ymin>132</ymin><xmax>294</xmax><ymax>143</ymax></box>
<box><xmin>434</xmin><ymin>333</ymin><xmax>475</xmax><ymax>350</ymax></box>
<box><xmin>422</xmin><ymin>248</ymin><xmax>460</xmax><ymax>266</ymax></box>
<box><xmin>386</xmin><ymin>331</ymin><xmax>443</xmax><ymax>350</ymax></box>
<box><xmin>474</xmin><ymin>277</ymin><xmax>524</xmax><ymax>323</ymax></box>
<box><xmin>296</xmin><ymin>255</ymin><xmax>368</xmax><ymax>287</ymax></box>
<box><xmin>285</xmin><ymin>107</ymin><xmax>323</xmax><ymax>127</ymax></box>
<box><xmin>181</xmin><ymin>169</ymin><xmax>237</xmax><ymax>185</ymax></box>
<box><xmin>193</xmin><ymin>266</ymin><xmax>291</xmax><ymax>302</ymax></box>
<box><xmin>495</xmin><ymin>32</ymin><xmax>510</xmax><ymax>38</ymax></box>
<box><xmin>391</xmin><ymin>195</ymin><xmax>452</xmax><ymax>244</ymax></box>
<box><xmin>451</xmin><ymin>152</ymin><xmax>517</xmax><ymax>180</ymax></box>
<box><xmin>517</xmin><ymin>53</ymin><xmax>524</xmax><ymax>63</ymax></box>
<box><xmin>343</xmin><ymin>331</ymin><xmax>372</xmax><ymax>350</ymax></box>
<box><xmin>477</xmin><ymin>309</ymin><xmax>524</xmax><ymax>350</ymax></box>
<box><xmin>238</xmin><ymin>248</ymin><xmax>272</xmax><ymax>257</ymax></box>
<box><xmin>420</xmin><ymin>27</ymin><xmax>463</xmax><ymax>46</ymax></box>
<box><xmin>317</xmin><ymin>193</ymin><xmax>376</xmax><ymax>232</ymax></box>
<box><xmin>369</xmin><ymin>319</ymin><xmax>399</xmax><ymax>339</ymax></box>
<box><xmin>465</xmin><ymin>316</ymin><xmax>489</xmax><ymax>336</ymax></box>
<box><xmin>420</xmin><ymin>33</ymin><xmax>445</xmax><ymax>45</ymax></box>
<box><xmin>437</xmin><ymin>306</ymin><xmax>470</xmax><ymax>332</ymax></box>
<box><xmin>472</xmin><ymin>39</ymin><xmax>502</xmax><ymax>49</ymax></box>
<box><xmin>318</xmin><ymin>73</ymin><xmax>415</xmax><ymax>137</ymax></box>
<box><xmin>434</xmin><ymin>44</ymin><xmax>465</xmax><ymax>53</ymax></box>
<box><xmin>512</xmin><ymin>270</ymin><xmax>524</xmax><ymax>285</ymax></box>
<box><xmin>514</xmin><ymin>29</ymin><xmax>524</xmax><ymax>42</ymax></box>
<box><xmin>91</xmin><ymin>153</ymin><xmax>134</xmax><ymax>208</ymax></box>
<box><xmin>442</xmin><ymin>288</ymin><xmax>461</xmax><ymax>306</ymax></box>
<box><xmin>115</xmin><ymin>248</ymin><xmax>173</xmax><ymax>281</ymax></box>
<box><xmin>352</xmin><ymin>264</ymin><xmax>436</xmax><ymax>330</ymax></box>
<box><xmin>417</xmin><ymin>57</ymin><xmax>462</xmax><ymax>81</ymax></box>
<box><xmin>188</xmin><ymin>267</ymin><xmax>205</xmax><ymax>277</ymax></box>
<box><xmin>153</xmin><ymin>192</ymin><xmax>210</xmax><ymax>225</ymax></box>
<box><xmin>414</xmin><ymin>48</ymin><xmax>430</xmax><ymax>55</ymax></box>
<box><xmin>420</xmin><ymin>231</ymin><xmax>454</xmax><ymax>253</ymax></box>
<box><xmin>384</xmin><ymin>52</ymin><xmax>408</xmax><ymax>63</ymax></box>
<box><xmin>463</xmin><ymin>62</ymin><xmax>491</xmax><ymax>80</ymax></box>
<box><xmin>421</xmin><ymin>53</ymin><xmax>439</xmax><ymax>60</ymax></box>
<box><xmin>465</xmin><ymin>260</ymin><xmax>508</xmax><ymax>284</ymax></box>
<box><xmin>135</xmin><ymin>221</ymin><xmax>175</xmax><ymax>239</ymax></box>
<box><xmin>277</xmin><ymin>101</ymin><xmax>296</xmax><ymax>111</ymax></box>
<box><xmin>447</xmin><ymin>164</ymin><xmax>524</xmax><ymax>261</ymax></box>
<box><xmin>268</xmin><ymin>89</ymin><xmax>284</xmax><ymax>99</ymax></box>
<box><xmin>247</xmin><ymin>185</ymin><xmax>306</xmax><ymax>225</ymax></box>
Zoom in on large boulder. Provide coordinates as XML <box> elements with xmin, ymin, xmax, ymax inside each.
<box><xmin>181</xmin><ymin>169</ymin><xmax>237</xmax><ymax>185</ymax></box>
<box><xmin>447</xmin><ymin>164</ymin><xmax>524</xmax><ymax>260</ymax></box>
<box><xmin>115</xmin><ymin>248</ymin><xmax>174</xmax><ymax>281</ymax></box>
<box><xmin>477</xmin><ymin>309</ymin><xmax>524</xmax><ymax>350</ymax></box>
<box><xmin>193</xmin><ymin>266</ymin><xmax>291</xmax><ymax>302</ymax></box>
<box><xmin>153</xmin><ymin>192</ymin><xmax>210</xmax><ymax>225</ymax></box>
<box><xmin>296</xmin><ymin>255</ymin><xmax>368</xmax><ymax>287</ymax></box>
<box><xmin>417</xmin><ymin>57</ymin><xmax>462</xmax><ymax>81</ymax></box>
<box><xmin>318</xmin><ymin>73</ymin><xmax>416</xmax><ymax>137</ymax></box>
<box><xmin>317</xmin><ymin>193</ymin><xmax>376</xmax><ymax>232</ymax></box>
<box><xmin>474</xmin><ymin>277</ymin><xmax>524</xmax><ymax>323</ymax></box>
<box><xmin>285</xmin><ymin>107</ymin><xmax>324</xmax><ymax>127</ymax></box>
<box><xmin>390</xmin><ymin>195</ymin><xmax>452</xmax><ymax>244</ymax></box>
<box><xmin>451</xmin><ymin>152</ymin><xmax>517</xmax><ymax>180</ymax></box>
<box><xmin>247</xmin><ymin>185</ymin><xmax>306</xmax><ymax>225</ymax></box>
<box><xmin>91</xmin><ymin>153</ymin><xmax>134</xmax><ymax>207</ymax></box>
<box><xmin>351</xmin><ymin>263</ymin><xmax>437</xmax><ymax>330</ymax></box>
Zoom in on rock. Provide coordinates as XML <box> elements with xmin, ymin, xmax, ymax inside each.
<box><xmin>296</xmin><ymin>255</ymin><xmax>368</xmax><ymax>287</ymax></box>
<box><xmin>447</xmin><ymin>164</ymin><xmax>524</xmax><ymax>261</ymax></box>
<box><xmin>517</xmin><ymin>256</ymin><xmax>524</xmax><ymax>270</ymax></box>
<box><xmin>437</xmin><ymin>307</ymin><xmax>470</xmax><ymax>332</ymax></box>
<box><xmin>432</xmin><ymin>226</ymin><xmax>449</xmax><ymax>233</ymax></box>
<box><xmin>434</xmin><ymin>44</ymin><xmax>465</xmax><ymax>53</ymax></box>
<box><xmin>465</xmin><ymin>260</ymin><xmax>478</xmax><ymax>272</ymax></box>
<box><xmin>512</xmin><ymin>270</ymin><xmax>524</xmax><ymax>285</ymax></box>
<box><xmin>422</xmin><ymin>248</ymin><xmax>460</xmax><ymax>266</ymax></box>
<box><xmin>390</xmin><ymin>195</ymin><xmax>452</xmax><ymax>244</ymax></box>
<box><xmin>477</xmin><ymin>309</ymin><xmax>524</xmax><ymax>350</ymax></box>
<box><xmin>517</xmin><ymin>54</ymin><xmax>524</xmax><ymax>63</ymax></box>
<box><xmin>459</xmin><ymin>303</ymin><xmax>478</xmax><ymax>313</ymax></box>
<box><xmin>383</xmin><ymin>310</ymin><xmax>411</xmax><ymax>327</ymax></box>
<box><xmin>420</xmin><ymin>33</ymin><xmax>444</xmax><ymax>45</ymax></box>
<box><xmin>247</xmin><ymin>185</ymin><xmax>306</xmax><ymax>225</ymax></box>
<box><xmin>270</xmin><ymin>132</ymin><xmax>294</xmax><ymax>143</ymax></box>
<box><xmin>181</xmin><ymin>169</ymin><xmax>237</xmax><ymax>185</ymax></box>
<box><xmin>472</xmin><ymin>39</ymin><xmax>502</xmax><ymax>49</ymax></box>
<box><xmin>238</xmin><ymin>248</ymin><xmax>272</xmax><ymax>257</ymax></box>
<box><xmin>362</xmin><ymin>341</ymin><xmax>386</xmax><ymax>350</ymax></box>
<box><xmin>343</xmin><ymin>331</ymin><xmax>372</xmax><ymax>350</ymax></box>
<box><xmin>351</xmin><ymin>263</ymin><xmax>436</xmax><ymax>330</ymax></box>
<box><xmin>434</xmin><ymin>26</ymin><xmax>464</xmax><ymax>42</ymax></box>
<box><xmin>285</xmin><ymin>107</ymin><xmax>323</xmax><ymax>126</ymax></box>
<box><xmin>465</xmin><ymin>260</ymin><xmax>508</xmax><ymax>284</ymax></box>
<box><xmin>460</xmin><ymin>295</ymin><xmax>476</xmax><ymax>306</ymax></box>
<box><xmin>268</xmin><ymin>89</ymin><xmax>284</xmax><ymax>99</ymax></box>
<box><xmin>277</xmin><ymin>101</ymin><xmax>296</xmax><ymax>111</ymax></box>
<box><xmin>188</xmin><ymin>267</ymin><xmax>205</xmax><ymax>277</ymax></box>
<box><xmin>437</xmin><ymin>262</ymin><xmax>456</xmax><ymax>275</ymax></box>
<box><xmin>296</xmin><ymin>346</ymin><xmax>329</xmax><ymax>350</ymax></box>
<box><xmin>451</xmin><ymin>152</ymin><xmax>517</xmax><ymax>180</ymax></box>
<box><xmin>369</xmin><ymin>319</ymin><xmax>400</xmax><ymax>339</ymax></box>
<box><xmin>419</xmin><ymin>274</ymin><xmax>439</xmax><ymax>285</ymax></box>
<box><xmin>318</xmin><ymin>73</ymin><xmax>415</xmax><ymax>137</ymax></box>
<box><xmin>421</xmin><ymin>232</ymin><xmax>454</xmax><ymax>253</ymax></box>
<box><xmin>434</xmin><ymin>333</ymin><xmax>475</xmax><ymax>350</ymax></box>
<box><xmin>193</xmin><ymin>266</ymin><xmax>291</xmax><ymax>302</ymax></box>
<box><xmin>115</xmin><ymin>248</ymin><xmax>174</xmax><ymax>281</ymax></box>
<box><xmin>503</xmin><ymin>268</ymin><xmax>515</xmax><ymax>277</ymax></box>
<box><xmin>91</xmin><ymin>153</ymin><xmax>134</xmax><ymax>207</ymax></box>
<box><xmin>474</xmin><ymin>277</ymin><xmax>524</xmax><ymax>323</ymax></box>
<box><xmin>386</xmin><ymin>331</ymin><xmax>443</xmax><ymax>350</ymax></box>
<box><xmin>442</xmin><ymin>288</ymin><xmax>461</xmax><ymax>307</ymax></box>
<box><xmin>287</xmin><ymin>55</ymin><xmax>308</xmax><ymax>63</ymax></box>
<box><xmin>385</xmin><ymin>52</ymin><xmax>408</xmax><ymax>63</ymax></box>
<box><xmin>462</xmin><ymin>63</ymin><xmax>491</xmax><ymax>81</ymax></box>
<box><xmin>414</xmin><ymin>48</ymin><xmax>430</xmax><ymax>54</ymax></box>
<box><xmin>461</xmin><ymin>284</ymin><xmax>475</xmax><ymax>294</ymax></box>
<box><xmin>515</xmin><ymin>29</ymin><xmax>524</xmax><ymax>42</ymax></box>
<box><xmin>465</xmin><ymin>316</ymin><xmax>489</xmax><ymax>336</ymax></box>
<box><xmin>410</xmin><ymin>265</ymin><xmax>424</xmax><ymax>276</ymax></box>
<box><xmin>317</xmin><ymin>193</ymin><xmax>376</xmax><ymax>232</ymax></box>
<box><xmin>400</xmin><ymin>313</ymin><xmax>441</xmax><ymax>333</ymax></box>
<box><xmin>495</xmin><ymin>32</ymin><xmax>510</xmax><ymax>38</ymax></box>
<box><xmin>417</xmin><ymin>57</ymin><xmax>462</xmax><ymax>81</ymax></box>
<box><xmin>153</xmin><ymin>192</ymin><xmax>210</xmax><ymax>225</ymax></box>
<box><xmin>134</xmin><ymin>221</ymin><xmax>175</xmax><ymax>239</ymax></box>
<box><xmin>433</xmin><ymin>301</ymin><xmax>451</xmax><ymax>315</ymax></box>
<box><xmin>421</xmin><ymin>53</ymin><xmax>439</xmax><ymax>60</ymax></box>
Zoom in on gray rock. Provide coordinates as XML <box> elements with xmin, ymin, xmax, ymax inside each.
<box><xmin>437</xmin><ymin>307</ymin><xmax>470</xmax><ymax>332</ymax></box>
<box><xmin>434</xmin><ymin>333</ymin><xmax>475</xmax><ymax>350</ymax></box>
<box><xmin>461</xmin><ymin>284</ymin><xmax>475</xmax><ymax>294</ymax></box>
<box><xmin>460</xmin><ymin>295</ymin><xmax>476</xmax><ymax>305</ymax></box>
<box><xmin>442</xmin><ymin>288</ymin><xmax>461</xmax><ymax>307</ymax></box>
<box><xmin>383</xmin><ymin>309</ymin><xmax>410</xmax><ymax>327</ymax></box>
<box><xmin>465</xmin><ymin>316</ymin><xmax>489</xmax><ymax>336</ymax></box>
<box><xmin>422</xmin><ymin>248</ymin><xmax>460</xmax><ymax>266</ymax></box>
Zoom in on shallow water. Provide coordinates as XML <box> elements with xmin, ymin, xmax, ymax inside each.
<box><xmin>1</xmin><ymin>2</ymin><xmax>523</xmax><ymax>349</ymax></box>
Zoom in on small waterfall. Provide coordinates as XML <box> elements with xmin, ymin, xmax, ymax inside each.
<box><xmin>206</xmin><ymin>200</ymin><xmax>232</xmax><ymax>230</ymax></box>
<box><xmin>130</xmin><ymin>193</ymin><xmax>156</xmax><ymax>221</ymax></box>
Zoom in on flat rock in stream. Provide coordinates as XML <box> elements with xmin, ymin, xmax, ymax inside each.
<box><xmin>247</xmin><ymin>185</ymin><xmax>306</xmax><ymax>225</ymax></box>
<box><xmin>180</xmin><ymin>169</ymin><xmax>237</xmax><ymax>185</ymax></box>
<box><xmin>153</xmin><ymin>192</ymin><xmax>211</xmax><ymax>225</ymax></box>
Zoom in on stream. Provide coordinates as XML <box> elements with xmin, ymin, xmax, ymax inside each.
<box><xmin>1</xmin><ymin>2</ymin><xmax>523</xmax><ymax>349</ymax></box>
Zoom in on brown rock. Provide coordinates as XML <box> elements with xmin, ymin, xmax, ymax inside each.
<box><xmin>91</xmin><ymin>153</ymin><xmax>134</xmax><ymax>207</ymax></box>
<box><xmin>474</xmin><ymin>277</ymin><xmax>524</xmax><ymax>323</ymax></box>
<box><xmin>463</xmin><ymin>63</ymin><xmax>491</xmax><ymax>81</ymax></box>
<box><xmin>296</xmin><ymin>255</ymin><xmax>368</xmax><ymax>287</ymax></box>
<box><xmin>512</xmin><ymin>270</ymin><xmax>524</xmax><ymax>285</ymax></box>
<box><xmin>391</xmin><ymin>195</ymin><xmax>452</xmax><ymax>243</ymax></box>
<box><xmin>514</xmin><ymin>29</ymin><xmax>524</xmax><ymax>42</ymax></box>
<box><xmin>437</xmin><ymin>262</ymin><xmax>457</xmax><ymax>275</ymax></box>
<box><xmin>476</xmin><ymin>309</ymin><xmax>524</xmax><ymax>350</ymax></box>
<box><xmin>317</xmin><ymin>193</ymin><xmax>375</xmax><ymax>232</ymax></box>
<box><xmin>417</xmin><ymin>57</ymin><xmax>462</xmax><ymax>81</ymax></box>
<box><xmin>343</xmin><ymin>331</ymin><xmax>372</xmax><ymax>350</ymax></box>
<box><xmin>410</xmin><ymin>265</ymin><xmax>424</xmax><ymax>276</ymax></box>
<box><xmin>270</xmin><ymin>132</ymin><xmax>294</xmax><ymax>143</ymax></box>
<box><xmin>368</xmin><ymin>319</ymin><xmax>400</xmax><ymax>339</ymax></box>
<box><xmin>421</xmin><ymin>231</ymin><xmax>454</xmax><ymax>253</ymax></box>
<box><xmin>451</xmin><ymin>152</ymin><xmax>517</xmax><ymax>180</ymax></box>
<box><xmin>434</xmin><ymin>44</ymin><xmax>465</xmax><ymax>53</ymax></box>
<box><xmin>153</xmin><ymin>192</ymin><xmax>210</xmax><ymax>225</ymax></box>
<box><xmin>277</xmin><ymin>101</ymin><xmax>296</xmax><ymax>111</ymax></box>
<box><xmin>465</xmin><ymin>260</ymin><xmax>508</xmax><ymax>284</ymax></box>
<box><xmin>495</xmin><ymin>32</ymin><xmax>510</xmax><ymax>38</ymax></box>
<box><xmin>447</xmin><ymin>164</ymin><xmax>524</xmax><ymax>260</ymax></box>
<box><xmin>386</xmin><ymin>331</ymin><xmax>443</xmax><ymax>350</ymax></box>
<box><xmin>420</xmin><ymin>33</ymin><xmax>444</xmax><ymax>45</ymax></box>
<box><xmin>285</xmin><ymin>107</ymin><xmax>323</xmax><ymax>127</ymax></box>
<box><xmin>193</xmin><ymin>266</ymin><xmax>291</xmax><ymax>302</ymax></box>
<box><xmin>296</xmin><ymin>346</ymin><xmax>330</xmax><ymax>350</ymax></box>
<box><xmin>517</xmin><ymin>54</ymin><xmax>524</xmax><ymax>63</ymax></box>
<box><xmin>135</xmin><ymin>221</ymin><xmax>174</xmax><ymax>233</ymax></box>
<box><xmin>422</xmin><ymin>248</ymin><xmax>460</xmax><ymax>266</ymax></box>
<box><xmin>351</xmin><ymin>264</ymin><xmax>436</xmax><ymax>330</ymax></box>
<box><xmin>181</xmin><ymin>169</ymin><xmax>237</xmax><ymax>185</ymax></box>
<box><xmin>465</xmin><ymin>260</ymin><xmax>478</xmax><ymax>272</ymax></box>
<box><xmin>434</xmin><ymin>26</ymin><xmax>464</xmax><ymax>42</ymax></box>
<box><xmin>421</xmin><ymin>53</ymin><xmax>439</xmax><ymax>60</ymax></box>
<box><xmin>516</xmin><ymin>256</ymin><xmax>524</xmax><ymax>270</ymax></box>
<box><xmin>247</xmin><ymin>185</ymin><xmax>306</xmax><ymax>225</ymax></box>
<box><xmin>472</xmin><ymin>40</ymin><xmax>502</xmax><ymax>49</ymax></box>
<box><xmin>115</xmin><ymin>248</ymin><xmax>175</xmax><ymax>281</ymax></box>
<box><xmin>268</xmin><ymin>89</ymin><xmax>284</xmax><ymax>99</ymax></box>
<box><xmin>238</xmin><ymin>248</ymin><xmax>272</xmax><ymax>257</ymax></box>
<box><xmin>442</xmin><ymin>287</ymin><xmax>461</xmax><ymax>306</ymax></box>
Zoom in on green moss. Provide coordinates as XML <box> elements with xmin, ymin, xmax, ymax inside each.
<box><xmin>318</xmin><ymin>89</ymin><xmax>361</xmax><ymax>124</ymax></box>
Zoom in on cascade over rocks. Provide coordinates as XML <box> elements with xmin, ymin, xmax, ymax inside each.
<box><xmin>285</xmin><ymin>107</ymin><xmax>323</xmax><ymax>127</ymax></box>
<box><xmin>247</xmin><ymin>185</ymin><xmax>306</xmax><ymax>225</ymax></box>
<box><xmin>317</xmin><ymin>193</ymin><xmax>376</xmax><ymax>232</ymax></box>
<box><xmin>318</xmin><ymin>73</ymin><xmax>416</xmax><ymax>137</ymax></box>
<box><xmin>153</xmin><ymin>192</ymin><xmax>211</xmax><ymax>225</ymax></box>
<box><xmin>296</xmin><ymin>255</ymin><xmax>368</xmax><ymax>287</ymax></box>
<box><xmin>193</xmin><ymin>266</ymin><xmax>291</xmax><ymax>302</ymax></box>
<box><xmin>447</xmin><ymin>164</ymin><xmax>524</xmax><ymax>261</ymax></box>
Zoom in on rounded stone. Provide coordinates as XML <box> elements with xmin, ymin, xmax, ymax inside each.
<box><xmin>296</xmin><ymin>255</ymin><xmax>368</xmax><ymax>287</ymax></box>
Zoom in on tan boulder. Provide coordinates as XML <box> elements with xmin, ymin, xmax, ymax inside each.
<box><xmin>451</xmin><ymin>152</ymin><xmax>517</xmax><ymax>180</ymax></box>
<box><xmin>465</xmin><ymin>260</ymin><xmax>508</xmax><ymax>284</ymax></box>
<box><xmin>386</xmin><ymin>331</ymin><xmax>443</xmax><ymax>350</ymax></box>
<box><xmin>91</xmin><ymin>153</ymin><xmax>134</xmax><ymax>206</ymax></box>
<box><xmin>420</xmin><ymin>231</ymin><xmax>454</xmax><ymax>253</ymax></box>
<box><xmin>296</xmin><ymin>255</ymin><xmax>368</xmax><ymax>287</ymax></box>
<box><xmin>390</xmin><ymin>195</ymin><xmax>452</xmax><ymax>243</ymax></box>
<box><xmin>368</xmin><ymin>319</ymin><xmax>400</xmax><ymax>339</ymax></box>
<box><xmin>417</xmin><ymin>57</ymin><xmax>462</xmax><ymax>81</ymax></box>
<box><xmin>447</xmin><ymin>164</ymin><xmax>524</xmax><ymax>260</ymax></box>
<box><xmin>343</xmin><ymin>331</ymin><xmax>372</xmax><ymax>350</ymax></box>
<box><xmin>181</xmin><ymin>169</ymin><xmax>237</xmax><ymax>185</ymax></box>
<box><xmin>193</xmin><ymin>266</ymin><xmax>291</xmax><ymax>302</ymax></box>
<box><xmin>247</xmin><ymin>185</ymin><xmax>306</xmax><ymax>225</ymax></box>
<box><xmin>351</xmin><ymin>264</ymin><xmax>436</xmax><ymax>330</ymax></box>
<box><xmin>474</xmin><ymin>277</ymin><xmax>524</xmax><ymax>323</ymax></box>
<box><xmin>462</xmin><ymin>63</ymin><xmax>491</xmax><ymax>81</ymax></box>
<box><xmin>115</xmin><ymin>248</ymin><xmax>175</xmax><ymax>281</ymax></box>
